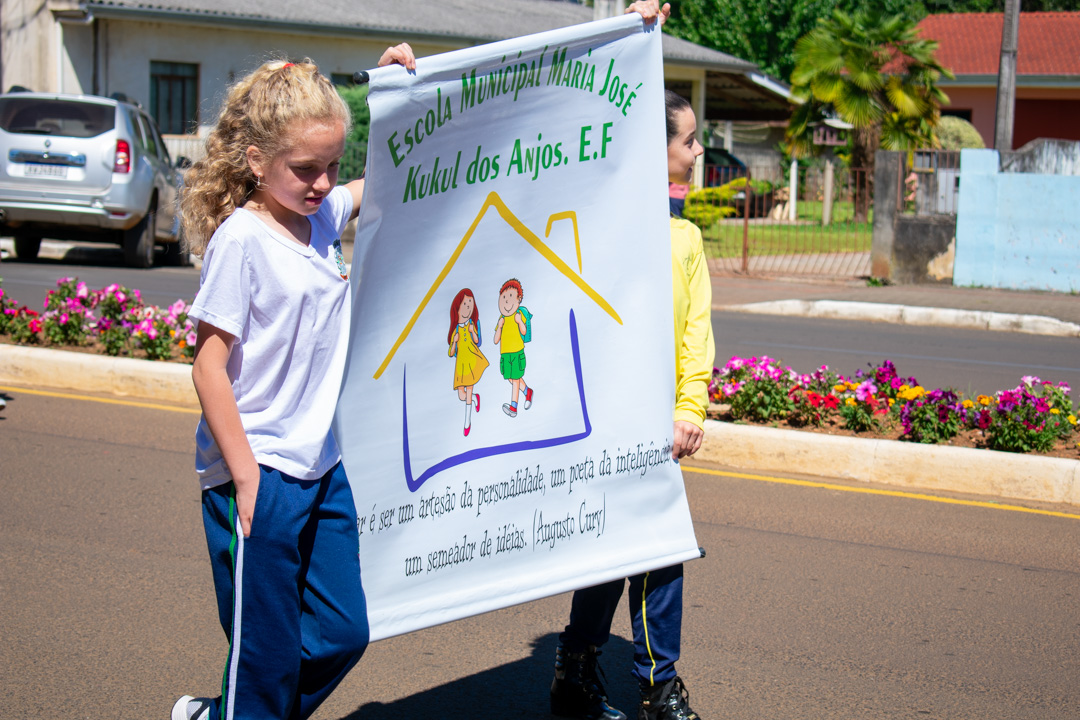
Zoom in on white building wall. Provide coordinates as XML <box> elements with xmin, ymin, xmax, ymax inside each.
<box><xmin>96</xmin><ymin>19</ymin><xmax>453</xmax><ymax>132</ymax></box>
<box><xmin>1</xmin><ymin>0</ymin><xmax>57</xmax><ymax>93</ymax></box>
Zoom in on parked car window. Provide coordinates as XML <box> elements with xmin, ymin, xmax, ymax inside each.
<box><xmin>136</xmin><ymin>112</ymin><xmax>159</xmax><ymax>158</ymax></box>
<box><xmin>128</xmin><ymin>108</ymin><xmax>147</xmax><ymax>150</ymax></box>
<box><xmin>0</xmin><ymin>97</ymin><xmax>114</xmax><ymax>138</ymax></box>
<box><xmin>147</xmin><ymin>115</ymin><xmax>172</xmax><ymax>164</ymax></box>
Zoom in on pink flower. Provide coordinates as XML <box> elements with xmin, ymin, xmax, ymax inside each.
<box><xmin>855</xmin><ymin>380</ymin><xmax>878</xmax><ymax>402</ymax></box>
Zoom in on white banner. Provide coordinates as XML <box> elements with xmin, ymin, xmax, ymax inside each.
<box><xmin>335</xmin><ymin>13</ymin><xmax>700</xmax><ymax>642</ymax></box>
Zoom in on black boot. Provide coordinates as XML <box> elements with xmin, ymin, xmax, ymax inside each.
<box><xmin>550</xmin><ymin>644</ymin><xmax>627</xmax><ymax>720</ymax></box>
<box><xmin>637</xmin><ymin>677</ymin><xmax>700</xmax><ymax>720</ymax></box>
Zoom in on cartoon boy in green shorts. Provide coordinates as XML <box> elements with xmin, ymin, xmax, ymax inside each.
<box><xmin>494</xmin><ymin>278</ymin><xmax>533</xmax><ymax>418</ymax></box>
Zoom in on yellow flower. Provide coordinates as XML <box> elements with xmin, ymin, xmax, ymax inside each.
<box><xmin>1051</xmin><ymin>408</ymin><xmax>1061</xmax><ymax>415</ymax></box>
<box><xmin>897</xmin><ymin>385</ymin><xmax>926</xmax><ymax>402</ymax></box>
<box><xmin>977</xmin><ymin>395</ymin><xmax>993</xmax><ymax>406</ymax></box>
<box><xmin>169</xmin><ymin>329</ymin><xmax>176</xmax><ymax>337</ymax></box>
<box><xmin>834</xmin><ymin>384</ymin><xmax>846</xmax><ymax>393</ymax></box>
<box><xmin>1068</xmin><ymin>415</ymin><xmax>1077</xmax><ymax>425</ymax></box>
<box><xmin>962</xmin><ymin>399</ymin><xmax>974</xmax><ymax>409</ymax></box>
<box><xmin>887</xmin><ymin>398</ymin><xmax>895</xmax><ymax>407</ymax></box>
<box><xmin>845</xmin><ymin>397</ymin><xmax>856</xmax><ymax>406</ymax></box>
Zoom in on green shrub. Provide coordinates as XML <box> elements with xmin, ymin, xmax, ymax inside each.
<box><xmin>684</xmin><ymin>185</ymin><xmax>738</xmax><ymax>228</ymax></box>
<box><xmin>936</xmin><ymin>116</ymin><xmax>985</xmax><ymax>150</ymax></box>
<box><xmin>337</xmin><ymin>84</ymin><xmax>371</xmax><ymax>181</ymax></box>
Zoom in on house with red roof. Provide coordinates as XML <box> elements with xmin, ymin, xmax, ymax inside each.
<box><xmin>916</xmin><ymin>12</ymin><xmax>1080</xmax><ymax>149</ymax></box>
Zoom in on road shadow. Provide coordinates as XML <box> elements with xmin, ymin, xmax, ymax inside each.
<box><xmin>1</xmin><ymin>241</ymin><xmax>176</xmax><ymax>269</ymax></box>
<box><xmin>337</xmin><ymin>632</ymin><xmax>638</xmax><ymax>720</ymax></box>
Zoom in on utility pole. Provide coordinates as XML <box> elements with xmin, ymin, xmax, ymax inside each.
<box><xmin>993</xmin><ymin>0</ymin><xmax>1020</xmax><ymax>150</ymax></box>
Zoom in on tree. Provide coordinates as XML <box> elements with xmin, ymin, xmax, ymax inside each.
<box><xmin>337</xmin><ymin>83</ymin><xmax>371</xmax><ymax>181</ymax></box>
<box><xmin>664</xmin><ymin>0</ymin><xmax>921</xmax><ymax>81</ymax></box>
<box><xmin>785</xmin><ymin>9</ymin><xmax>952</xmax><ymax>190</ymax></box>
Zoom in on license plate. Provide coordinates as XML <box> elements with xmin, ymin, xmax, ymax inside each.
<box><xmin>25</xmin><ymin>163</ymin><xmax>68</xmax><ymax>178</ymax></box>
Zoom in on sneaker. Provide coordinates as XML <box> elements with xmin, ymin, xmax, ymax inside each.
<box><xmin>524</xmin><ymin>386</ymin><xmax>534</xmax><ymax>410</ymax></box>
<box><xmin>0</xmin><ymin>397</ymin><xmax>6</xmax><ymax>411</ymax></box>
<box><xmin>638</xmin><ymin>677</ymin><xmax>700</xmax><ymax>720</ymax></box>
<box><xmin>502</xmin><ymin>402</ymin><xmax>517</xmax><ymax>418</ymax></box>
<box><xmin>171</xmin><ymin>695</ymin><xmax>211</xmax><ymax>720</ymax></box>
<box><xmin>550</xmin><ymin>645</ymin><xmax>626</xmax><ymax>720</ymax></box>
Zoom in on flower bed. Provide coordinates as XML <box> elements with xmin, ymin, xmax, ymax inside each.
<box><xmin>0</xmin><ymin>277</ymin><xmax>195</xmax><ymax>363</ymax></box>
<box><xmin>709</xmin><ymin>356</ymin><xmax>1079</xmax><ymax>459</ymax></box>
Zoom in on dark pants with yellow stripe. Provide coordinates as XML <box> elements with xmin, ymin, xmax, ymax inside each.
<box><xmin>560</xmin><ymin>563</ymin><xmax>684</xmax><ymax>687</ymax></box>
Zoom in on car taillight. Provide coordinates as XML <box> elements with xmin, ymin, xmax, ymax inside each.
<box><xmin>114</xmin><ymin>140</ymin><xmax>131</xmax><ymax>173</ymax></box>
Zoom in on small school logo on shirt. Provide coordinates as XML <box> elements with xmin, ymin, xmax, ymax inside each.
<box><xmin>333</xmin><ymin>238</ymin><xmax>349</xmax><ymax>280</ymax></box>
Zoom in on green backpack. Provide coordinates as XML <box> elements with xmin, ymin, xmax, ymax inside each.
<box><xmin>518</xmin><ymin>306</ymin><xmax>533</xmax><ymax>342</ymax></box>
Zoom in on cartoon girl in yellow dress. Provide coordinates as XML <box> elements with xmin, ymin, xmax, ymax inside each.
<box><xmin>448</xmin><ymin>288</ymin><xmax>489</xmax><ymax>436</ymax></box>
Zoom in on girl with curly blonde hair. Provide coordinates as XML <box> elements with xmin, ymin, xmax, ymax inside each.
<box><xmin>172</xmin><ymin>46</ymin><xmax>415</xmax><ymax>720</ymax></box>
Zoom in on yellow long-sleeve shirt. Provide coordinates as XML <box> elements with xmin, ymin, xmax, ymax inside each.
<box><xmin>671</xmin><ymin>216</ymin><xmax>715</xmax><ymax>429</ymax></box>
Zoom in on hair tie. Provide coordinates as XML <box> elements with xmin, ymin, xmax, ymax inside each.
<box><xmin>283</xmin><ymin>62</ymin><xmax>295</xmax><ymax>68</ymax></box>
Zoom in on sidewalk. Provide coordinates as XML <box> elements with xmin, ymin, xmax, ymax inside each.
<box><xmin>710</xmin><ymin>269</ymin><xmax>1080</xmax><ymax>336</ymax></box>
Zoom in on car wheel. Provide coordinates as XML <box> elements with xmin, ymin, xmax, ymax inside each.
<box><xmin>14</xmin><ymin>237</ymin><xmax>41</xmax><ymax>261</ymax></box>
<box><xmin>124</xmin><ymin>206</ymin><xmax>156</xmax><ymax>269</ymax></box>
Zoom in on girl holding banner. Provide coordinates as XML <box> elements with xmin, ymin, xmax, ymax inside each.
<box><xmin>549</xmin><ymin>80</ymin><xmax>713</xmax><ymax>720</ymax></box>
<box><xmin>173</xmin><ymin>46</ymin><xmax>415</xmax><ymax>720</ymax></box>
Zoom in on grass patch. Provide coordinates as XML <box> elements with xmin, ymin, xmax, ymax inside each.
<box><xmin>698</xmin><ymin>199</ymin><xmax>873</xmax><ymax>259</ymax></box>
<box><xmin>702</xmin><ymin>221</ymin><xmax>873</xmax><ymax>259</ymax></box>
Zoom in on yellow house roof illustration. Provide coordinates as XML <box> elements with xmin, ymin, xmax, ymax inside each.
<box><xmin>373</xmin><ymin>190</ymin><xmax>622</xmax><ymax>379</ymax></box>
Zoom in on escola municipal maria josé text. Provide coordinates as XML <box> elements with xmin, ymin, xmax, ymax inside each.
<box><xmin>383</xmin><ymin>45</ymin><xmax>648</xmax><ymax>204</ymax></box>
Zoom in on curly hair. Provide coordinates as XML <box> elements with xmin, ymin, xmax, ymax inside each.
<box><xmin>180</xmin><ymin>58</ymin><xmax>352</xmax><ymax>256</ymax></box>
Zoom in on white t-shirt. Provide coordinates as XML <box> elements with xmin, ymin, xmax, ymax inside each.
<box><xmin>189</xmin><ymin>186</ymin><xmax>354</xmax><ymax>490</ymax></box>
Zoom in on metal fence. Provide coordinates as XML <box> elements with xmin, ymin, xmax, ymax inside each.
<box><xmin>900</xmin><ymin>149</ymin><xmax>961</xmax><ymax>217</ymax></box>
<box><xmin>692</xmin><ymin>162</ymin><xmax>874</xmax><ymax>279</ymax></box>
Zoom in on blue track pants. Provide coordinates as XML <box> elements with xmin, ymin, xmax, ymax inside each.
<box><xmin>560</xmin><ymin>563</ymin><xmax>684</xmax><ymax>687</ymax></box>
<box><xmin>201</xmin><ymin>462</ymin><xmax>369</xmax><ymax>720</ymax></box>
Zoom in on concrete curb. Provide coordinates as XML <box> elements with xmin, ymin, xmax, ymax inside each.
<box><xmin>697</xmin><ymin>419</ymin><xmax>1080</xmax><ymax>508</ymax></box>
<box><xmin>3</xmin><ymin>344</ymin><xmax>1077</xmax><ymax>509</ymax></box>
<box><xmin>0</xmin><ymin>344</ymin><xmax>197</xmax><ymax>406</ymax></box>
<box><xmin>719</xmin><ymin>300</ymin><xmax>1080</xmax><ymax>338</ymax></box>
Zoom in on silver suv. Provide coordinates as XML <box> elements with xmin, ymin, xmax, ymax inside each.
<box><xmin>0</xmin><ymin>90</ymin><xmax>186</xmax><ymax>267</ymax></box>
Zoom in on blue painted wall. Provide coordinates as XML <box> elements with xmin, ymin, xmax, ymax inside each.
<box><xmin>953</xmin><ymin>149</ymin><xmax>1080</xmax><ymax>292</ymax></box>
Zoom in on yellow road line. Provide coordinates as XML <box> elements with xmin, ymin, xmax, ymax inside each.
<box><xmin>0</xmin><ymin>385</ymin><xmax>200</xmax><ymax>415</ymax></box>
<box><xmin>683</xmin><ymin>465</ymin><xmax>1080</xmax><ymax>521</ymax></box>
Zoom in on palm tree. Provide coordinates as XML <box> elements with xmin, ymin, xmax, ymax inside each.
<box><xmin>785</xmin><ymin>9</ymin><xmax>953</xmax><ymax>218</ymax></box>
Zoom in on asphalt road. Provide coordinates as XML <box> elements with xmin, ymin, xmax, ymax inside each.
<box><xmin>0</xmin><ymin>241</ymin><xmax>202</xmax><ymax>309</ymax></box>
<box><xmin>2</xmin><ymin>386</ymin><xmax>1079</xmax><ymax>719</ymax></box>
<box><xmin>4</xmin><ymin>247</ymin><xmax>1079</xmax><ymax>400</ymax></box>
